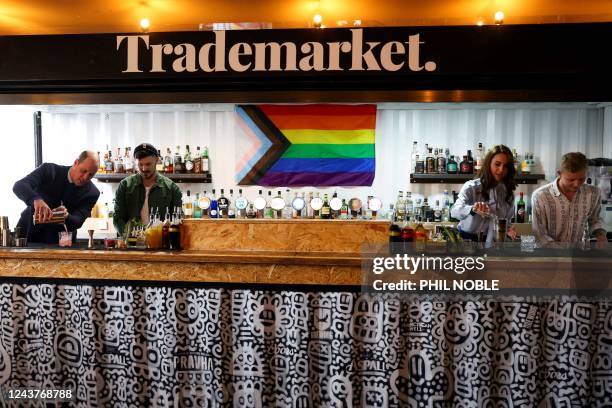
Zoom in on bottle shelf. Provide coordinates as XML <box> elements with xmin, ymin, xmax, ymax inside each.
<box><xmin>409</xmin><ymin>173</ymin><xmax>545</xmax><ymax>184</ymax></box>
<box><xmin>95</xmin><ymin>173</ymin><xmax>212</xmax><ymax>183</ymax></box>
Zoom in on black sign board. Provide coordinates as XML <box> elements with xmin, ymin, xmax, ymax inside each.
<box><xmin>0</xmin><ymin>23</ymin><xmax>611</xmax><ymax>98</ymax></box>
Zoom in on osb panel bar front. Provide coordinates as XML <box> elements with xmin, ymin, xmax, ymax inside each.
<box><xmin>0</xmin><ymin>258</ymin><xmax>362</xmax><ymax>285</ymax></box>
<box><xmin>181</xmin><ymin>219</ymin><xmax>389</xmax><ymax>253</ymax></box>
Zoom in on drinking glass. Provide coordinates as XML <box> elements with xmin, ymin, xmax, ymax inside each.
<box><xmin>520</xmin><ymin>235</ymin><xmax>536</xmax><ymax>252</ymax></box>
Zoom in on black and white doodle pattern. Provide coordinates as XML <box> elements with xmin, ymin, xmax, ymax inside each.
<box><xmin>0</xmin><ymin>283</ymin><xmax>610</xmax><ymax>407</ymax></box>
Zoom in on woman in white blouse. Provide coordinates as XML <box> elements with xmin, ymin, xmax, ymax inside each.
<box><xmin>451</xmin><ymin>144</ymin><xmax>518</xmax><ymax>243</ymax></box>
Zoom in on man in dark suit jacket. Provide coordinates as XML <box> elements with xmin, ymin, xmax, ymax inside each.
<box><xmin>13</xmin><ymin>151</ymin><xmax>100</xmax><ymax>244</ymax></box>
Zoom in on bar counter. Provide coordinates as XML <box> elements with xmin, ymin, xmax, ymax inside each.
<box><xmin>0</xmin><ymin>220</ymin><xmax>610</xmax><ymax>407</ymax></box>
<box><xmin>0</xmin><ymin>245</ymin><xmax>610</xmax><ymax>291</ymax></box>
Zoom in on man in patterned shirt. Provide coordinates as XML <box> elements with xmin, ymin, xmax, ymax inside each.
<box><xmin>531</xmin><ymin>152</ymin><xmax>607</xmax><ymax>246</ymax></box>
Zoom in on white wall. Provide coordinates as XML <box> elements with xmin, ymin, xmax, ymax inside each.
<box><xmin>0</xmin><ymin>102</ymin><xmax>606</xmax><ymax>225</ymax></box>
<box><xmin>0</xmin><ymin>108</ymin><xmax>35</xmax><ymax>228</ymax></box>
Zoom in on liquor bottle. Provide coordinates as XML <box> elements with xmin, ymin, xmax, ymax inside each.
<box><xmin>283</xmin><ymin>189</ymin><xmax>293</xmax><ymax>219</ymax></box>
<box><xmin>306</xmin><ymin>192</ymin><xmax>314</xmax><ymax>218</ymax></box>
<box><xmin>184</xmin><ymin>145</ymin><xmax>194</xmax><ymax>174</ymax></box>
<box><xmin>105</xmin><ymin>149</ymin><xmax>114</xmax><ymax>173</ymax></box>
<box><xmin>254</xmin><ymin>190</ymin><xmax>266</xmax><ymax>218</ymax></box>
<box><xmin>475</xmin><ymin>143</ymin><xmax>484</xmax><ymax>173</ymax></box>
<box><xmin>218</xmin><ymin>189</ymin><xmax>229</xmax><ymax>218</ymax></box>
<box><xmin>401</xmin><ymin>224</ymin><xmax>415</xmax><ymax>252</ymax></box>
<box><xmin>235</xmin><ymin>189</ymin><xmax>248</xmax><ymax>218</ymax></box>
<box><xmin>449</xmin><ymin>191</ymin><xmax>459</xmax><ymax>222</ymax></box>
<box><xmin>312</xmin><ymin>192</ymin><xmax>322</xmax><ymax>218</ymax></box>
<box><xmin>415</xmin><ymin>223</ymin><xmax>428</xmax><ymax>242</ymax></box>
<box><xmin>415</xmin><ymin>155</ymin><xmax>425</xmax><ymax>174</ymax></box>
<box><xmin>115</xmin><ymin>148</ymin><xmax>125</xmax><ymax>173</ymax></box>
<box><xmin>528</xmin><ymin>153</ymin><xmax>536</xmax><ymax>173</ymax></box>
<box><xmin>442</xmin><ymin>190</ymin><xmax>451</xmax><ymax>222</ymax></box>
<box><xmin>209</xmin><ymin>189</ymin><xmax>218</xmax><ymax>219</ymax></box>
<box><xmin>388</xmin><ymin>220</ymin><xmax>402</xmax><ymax>254</ymax></box>
<box><xmin>194</xmin><ymin>146</ymin><xmax>202</xmax><ymax>174</ymax></box>
<box><xmin>386</xmin><ymin>204</ymin><xmax>395</xmax><ymax>222</ymax></box>
<box><xmin>228</xmin><ymin>189</ymin><xmax>236</xmax><ymax>219</ymax></box>
<box><xmin>405</xmin><ymin>192</ymin><xmax>414</xmax><ymax>222</ymax></box>
<box><xmin>193</xmin><ymin>193</ymin><xmax>202</xmax><ymax>219</ymax></box>
<box><xmin>169</xmin><ymin>212</ymin><xmax>181</xmax><ymax>250</ymax></box>
<box><xmin>425</xmin><ymin>148</ymin><xmax>435</xmax><ymax>174</ymax></box>
<box><xmin>97</xmin><ymin>151</ymin><xmax>105</xmax><ymax>173</ymax></box>
<box><xmin>446</xmin><ymin>155</ymin><xmax>458</xmax><ymax>174</ymax></box>
<box><xmin>101</xmin><ymin>151</ymin><xmax>109</xmax><ymax>173</ymax></box>
<box><xmin>321</xmin><ymin>194</ymin><xmax>331</xmax><ymax>219</ymax></box>
<box><xmin>183</xmin><ymin>190</ymin><xmax>193</xmax><ymax>218</ymax></box>
<box><xmin>201</xmin><ymin>146</ymin><xmax>210</xmax><ymax>174</ymax></box>
<box><xmin>394</xmin><ymin>191</ymin><xmax>405</xmax><ymax>223</ymax></box>
<box><xmin>467</xmin><ymin>150</ymin><xmax>474</xmax><ymax>172</ymax></box>
<box><xmin>292</xmin><ymin>192</ymin><xmax>306</xmax><ymax>218</ymax></box>
<box><xmin>161</xmin><ymin>207</ymin><xmax>170</xmax><ymax>249</ymax></box>
<box><xmin>340</xmin><ymin>199</ymin><xmax>349</xmax><ymax>219</ymax></box>
<box><xmin>422</xmin><ymin>198</ymin><xmax>432</xmax><ymax>222</ymax></box>
<box><xmin>411</xmin><ymin>141</ymin><xmax>418</xmax><ymax>173</ymax></box>
<box><xmin>174</xmin><ymin>146</ymin><xmax>184</xmax><ymax>173</ymax></box>
<box><xmin>513</xmin><ymin>148</ymin><xmax>521</xmax><ymax>175</ymax></box>
<box><xmin>164</xmin><ymin>148</ymin><xmax>173</xmax><ymax>173</ymax></box>
<box><xmin>125</xmin><ymin>148</ymin><xmax>135</xmax><ymax>173</ymax></box>
<box><xmin>516</xmin><ymin>192</ymin><xmax>526</xmax><ymax>223</ymax></box>
<box><xmin>264</xmin><ymin>191</ymin><xmax>274</xmax><ymax>219</ymax></box>
<box><xmin>274</xmin><ymin>190</ymin><xmax>284</xmax><ymax>219</ymax></box>
<box><xmin>246</xmin><ymin>203</ymin><xmax>257</xmax><ymax>219</ymax></box>
<box><xmin>433</xmin><ymin>200</ymin><xmax>442</xmax><ymax>222</ymax></box>
<box><xmin>151</xmin><ymin>149</ymin><xmax>161</xmax><ymax>173</ymax></box>
<box><xmin>433</xmin><ymin>148</ymin><xmax>439</xmax><ymax>173</ymax></box>
<box><xmin>521</xmin><ymin>153</ymin><xmax>531</xmax><ymax>174</ymax></box>
<box><xmin>437</xmin><ymin>149</ymin><xmax>447</xmax><ymax>174</ymax></box>
<box><xmin>459</xmin><ymin>155</ymin><xmax>471</xmax><ymax>174</ymax></box>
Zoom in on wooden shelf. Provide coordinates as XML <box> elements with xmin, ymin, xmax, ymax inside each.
<box><xmin>95</xmin><ymin>173</ymin><xmax>212</xmax><ymax>183</ymax></box>
<box><xmin>410</xmin><ymin>173</ymin><xmax>545</xmax><ymax>184</ymax></box>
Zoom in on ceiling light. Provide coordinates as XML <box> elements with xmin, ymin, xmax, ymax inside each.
<box><xmin>494</xmin><ymin>11</ymin><xmax>504</xmax><ymax>25</ymax></box>
<box><xmin>140</xmin><ymin>18</ymin><xmax>150</xmax><ymax>32</ymax></box>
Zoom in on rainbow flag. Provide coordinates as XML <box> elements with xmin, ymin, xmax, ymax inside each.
<box><xmin>234</xmin><ymin>104</ymin><xmax>376</xmax><ymax>186</ymax></box>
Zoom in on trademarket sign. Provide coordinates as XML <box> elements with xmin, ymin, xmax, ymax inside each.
<box><xmin>0</xmin><ymin>24</ymin><xmax>611</xmax><ymax>95</ymax></box>
<box><xmin>116</xmin><ymin>29</ymin><xmax>438</xmax><ymax>74</ymax></box>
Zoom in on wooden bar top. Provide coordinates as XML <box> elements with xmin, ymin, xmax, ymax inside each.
<box><xmin>0</xmin><ymin>246</ymin><xmax>609</xmax><ymax>289</ymax></box>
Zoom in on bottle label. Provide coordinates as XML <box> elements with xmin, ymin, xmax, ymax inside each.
<box><xmin>185</xmin><ymin>161</ymin><xmax>194</xmax><ymax>171</ymax></box>
<box><xmin>202</xmin><ymin>160</ymin><xmax>209</xmax><ymax>172</ymax></box>
<box><xmin>235</xmin><ymin>197</ymin><xmax>248</xmax><ymax>210</ymax></box>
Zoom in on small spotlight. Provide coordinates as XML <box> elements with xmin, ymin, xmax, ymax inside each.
<box><xmin>337</xmin><ymin>20</ymin><xmax>348</xmax><ymax>27</ymax></box>
<box><xmin>140</xmin><ymin>18</ymin><xmax>150</xmax><ymax>32</ymax></box>
<box><xmin>313</xmin><ymin>14</ymin><xmax>323</xmax><ymax>28</ymax></box>
<box><xmin>353</xmin><ymin>19</ymin><xmax>362</xmax><ymax>27</ymax></box>
<box><xmin>494</xmin><ymin>11</ymin><xmax>504</xmax><ymax>25</ymax></box>
<box><xmin>476</xmin><ymin>19</ymin><xmax>484</xmax><ymax>26</ymax></box>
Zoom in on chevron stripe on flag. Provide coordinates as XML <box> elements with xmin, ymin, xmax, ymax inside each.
<box><xmin>234</xmin><ymin>104</ymin><xmax>376</xmax><ymax>187</ymax></box>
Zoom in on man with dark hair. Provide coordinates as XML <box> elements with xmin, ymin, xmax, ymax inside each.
<box><xmin>113</xmin><ymin>143</ymin><xmax>182</xmax><ymax>236</ymax></box>
<box><xmin>13</xmin><ymin>150</ymin><xmax>100</xmax><ymax>244</ymax></box>
<box><xmin>532</xmin><ymin>152</ymin><xmax>607</xmax><ymax>246</ymax></box>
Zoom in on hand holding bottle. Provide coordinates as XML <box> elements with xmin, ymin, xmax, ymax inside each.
<box><xmin>507</xmin><ymin>226</ymin><xmax>518</xmax><ymax>241</ymax></box>
<box><xmin>33</xmin><ymin>199</ymin><xmax>52</xmax><ymax>223</ymax></box>
<box><xmin>472</xmin><ymin>202</ymin><xmax>491</xmax><ymax>217</ymax></box>
<box><xmin>52</xmin><ymin>205</ymin><xmax>68</xmax><ymax>220</ymax></box>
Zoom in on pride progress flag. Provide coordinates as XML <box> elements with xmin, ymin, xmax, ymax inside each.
<box><xmin>235</xmin><ymin>104</ymin><xmax>376</xmax><ymax>187</ymax></box>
